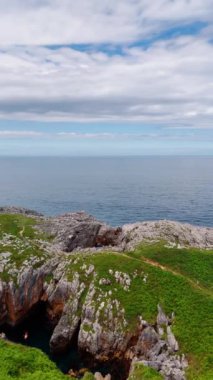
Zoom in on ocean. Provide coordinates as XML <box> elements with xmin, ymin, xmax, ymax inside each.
<box><xmin>0</xmin><ymin>156</ymin><xmax>212</xmax><ymax>227</ymax></box>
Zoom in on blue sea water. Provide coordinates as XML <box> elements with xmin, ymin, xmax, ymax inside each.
<box><xmin>0</xmin><ymin>156</ymin><xmax>212</xmax><ymax>227</ymax></box>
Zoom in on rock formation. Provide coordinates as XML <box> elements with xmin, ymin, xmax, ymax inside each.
<box><xmin>0</xmin><ymin>207</ymin><xmax>212</xmax><ymax>379</ymax></box>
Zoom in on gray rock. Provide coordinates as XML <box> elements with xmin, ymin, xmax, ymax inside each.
<box><xmin>122</xmin><ymin>220</ymin><xmax>213</xmax><ymax>250</ymax></box>
<box><xmin>94</xmin><ymin>373</ymin><xmax>111</xmax><ymax>380</ymax></box>
<box><xmin>41</xmin><ymin>212</ymin><xmax>122</xmax><ymax>252</ymax></box>
<box><xmin>157</xmin><ymin>304</ymin><xmax>169</xmax><ymax>326</ymax></box>
<box><xmin>50</xmin><ymin>314</ymin><xmax>80</xmax><ymax>353</ymax></box>
<box><xmin>0</xmin><ymin>206</ymin><xmax>43</xmax><ymax>217</ymax></box>
<box><xmin>167</xmin><ymin>326</ymin><xmax>179</xmax><ymax>352</ymax></box>
<box><xmin>135</xmin><ymin>326</ymin><xmax>159</xmax><ymax>357</ymax></box>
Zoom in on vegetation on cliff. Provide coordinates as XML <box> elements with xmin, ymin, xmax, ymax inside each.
<box><xmin>128</xmin><ymin>363</ymin><xmax>163</xmax><ymax>379</ymax></box>
<box><xmin>0</xmin><ymin>339</ymin><xmax>66</xmax><ymax>380</ymax></box>
<box><xmin>0</xmin><ymin>213</ymin><xmax>212</xmax><ymax>380</ymax></box>
<box><xmin>63</xmin><ymin>247</ymin><xmax>213</xmax><ymax>380</ymax></box>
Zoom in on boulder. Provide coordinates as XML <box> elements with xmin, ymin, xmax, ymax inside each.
<box><xmin>41</xmin><ymin>212</ymin><xmax>122</xmax><ymax>252</ymax></box>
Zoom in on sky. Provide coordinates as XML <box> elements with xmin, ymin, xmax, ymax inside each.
<box><xmin>0</xmin><ymin>0</ymin><xmax>213</xmax><ymax>156</ymax></box>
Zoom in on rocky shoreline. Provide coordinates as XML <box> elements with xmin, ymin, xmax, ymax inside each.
<box><xmin>2</xmin><ymin>205</ymin><xmax>213</xmax><ymax>251</ymax></box>
<box><xmin>0</xmin><ymin>207</ymin><xmax>212</xmax><ymax>380</ymax></box>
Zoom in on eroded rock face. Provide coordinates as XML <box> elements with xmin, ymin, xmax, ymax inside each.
<box><xmin>0</xmin><ymin>260</ymin><xmax>57</xmax><ymax>326</ymax></box>
<box><xmin>41</xmin><ymin>212</ymin><xmax>213</xmax><ymax>252</ymax></box>
<box><xmin>78</xmin><ymin>293</ymin><xmax>130</xmax><ymax>359</ymax></box>
<box><xmin>40</xmin><ymin>212</ymin><xmax>122</xmax><ymax>252</ymax></box>
<box><xmin>0</xmin><ymin>263</ymin><xmax>187</xmax><ymax>380</ymax></box>
<box><xmin>1</xmin><ymin>207</ymin><xmax>211</xmax><ymax>379</ymax></box>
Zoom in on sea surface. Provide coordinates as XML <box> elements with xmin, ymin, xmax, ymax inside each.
<box><xmin>0</xmin><ymin>156</ymin><xmax>212</xmax><ymax>227</ymax></box>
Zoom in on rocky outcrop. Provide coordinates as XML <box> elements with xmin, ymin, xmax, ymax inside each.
<box><xmin>0</xmin><ymin>260</ymin><xmax>57</xmax><ymax>326</ymax></box>
<box><xmin>122</xmin><ymin>220</ymin><xmax>213</xmax><ymax>250</ymax></box>
<box><xmin>128</xmin><ymin>307</ymin><xmax>188</xmax><ymax>380</ymax></box>
<box><xmin>39</xmin><ymin>212</ymin><xmax>213</xmax><ymax>251</ymax></box>
<box><xmin>1</xmin><ymin>207</ymin><xmax>211</xmax><ymax>380</ymax></box>
<box><xmin>0</xmin><ymin>206</ymin><xmax>43</xmax><ymax>217</ymax></box>
<box><xmin>95</xmin><ymin>373</ymin><xmax>111</xmax><ymax>380</ymax></box>
<box><xmin>1</xmin><ymin>206</ymin><xmax>213</xmax><ymax>251</ymax></box>
<box><xmin>39</xmin><ymin>212</ymin><xmax>122</xmax><ymax>252</ymax></box>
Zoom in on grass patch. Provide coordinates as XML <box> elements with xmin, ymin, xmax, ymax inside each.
<box><xmin>0</xmin><ymin>214</ymin><xmax>51</xmax><ymax>241</ymax></box>
<box><xmin>132</xmin><ymin>242</ymin><xmax>213</xmax><ymax>290</ymax></box>
<box><xmin>0</xmin><ymin>214</ymin><xmax>38</xmax><ymax>240</ymax></box>
<box><xmin>128</xmin><ymin>363</ymin><xmax>163</xmax><ymax>379</ymax></box>
<box><xmin>0</xmin><ymin>339</ymin><xmax>66</xmax><ymax>380</ymax></box>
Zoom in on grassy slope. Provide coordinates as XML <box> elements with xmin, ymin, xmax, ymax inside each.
<box><xmin>0</xmin><ymin>214</ymin><xmax>41</xmax><ymax>239</ymax></box>
<box><xmin>132</xmin><ymin>242</ymin><xmax>213</xmax><ymax>290</ymax></box>
<box><xmin>127</xmin><ymin>243</ymin><xmax>213</xmax><ymax>380</ymax></box>
<box><xmin>66</xmin><ymin>247</ymin><xmax>213</xmax><ymax>380</ymax></box>
<box><xmin>0</xmin><ymin>340</ymin><xmax>67</xmax><ymax>380</ymax></box>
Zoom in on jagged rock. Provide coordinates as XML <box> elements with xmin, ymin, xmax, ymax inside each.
<box><xmin>135</xmin><ymin>326</ymin><xmax>159</xmax><ymax>357</ymax></box>
<box><xmin>157</xmin><ymin>304</ymin><xmax>169</xmax><ymax>326</ymax></box>
<box><xmin>78</xmin><ymin>291</ymin><xmax>130</xmax><ymax>359</ymax></box>
<box><xmin>40</xmin><ymin>212</ymin><xmax>122</xmax><ymax>252</ymax></box>
<box><xmin>94</xmin><ymin>373</ymin><xmax>111</xmax><ymax>380</ymax></box>
<box><xmin>0</xmin><ymin>261</ymin><xmax>55</xmax><ymax>325</ymax></box>
<box><xmin>99</xmin><ymin>278</ymin><xmax>111</xmax><ymax>285</ymax></box>
<box><xmin>49</xmin><ymin>273</ymin><xmax>86</xmax><ymax>353</ymax></box>
<box><xmin>166</xmin><ymin>326</ymin><xmax>179</xmax><ymax>352</ymax></box>
<box><xmin>122</xmin><ymin>220</ymin><xmax>213</xmax><ymax>250</ymax></box>
<box><xmin>95</xmin><ymin>225</ymin><xmax>122</xmax><ymax>247</ymax></box>
<box><xmin>50</xmin><ymin>313</ymin><xmax>80</xmax><ymax>353</ymax></box>
<box><xmin>132</xmin><ymin>308</ymin><xmax>186</xmax><ymax>380</ymax></box>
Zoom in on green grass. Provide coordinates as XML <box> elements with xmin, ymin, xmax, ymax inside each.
<box><xmin>132</xmin><ymin>242</ymin><xmax>213</xmax><ymax>290</ymax></box>
<box><xmin>0</xmin><ymin>214</ymin><xmax>38</xmax><ymax>240</ymax></box>
<box><xmin>128</xmin><ymin>363</ymin><xmax>163</xmax><ymax>380</ymax></box>
<box><xmin>82</xmin><ymin>373</ymin><xmax>95</xmax><ymax>380</ymax></box>
<box><xmin>0</xmin><ymin>339</ymin><xmax>66</xmax><ymax>380</ymax></box>
<box><xmin>0</xmin><ymin>213</ymin><xmax>52</xmax><ymax>242</ymax></box>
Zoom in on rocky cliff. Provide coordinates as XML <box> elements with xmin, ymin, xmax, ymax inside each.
<box><xmin>0</xmin><ymin>207</ymin><xmax>212</xmax><ymax>380</ymax></box>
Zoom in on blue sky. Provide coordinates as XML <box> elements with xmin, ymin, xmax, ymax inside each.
<box><xmin>0</xmin><ymin>1</ymin><xmax>212</xmax><ymax>156</ymax></box>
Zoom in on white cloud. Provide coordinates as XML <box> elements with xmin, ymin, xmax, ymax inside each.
<box><xmin>0</xmin><ymin>130</ymin><xmax>44</xmax><ymax>137</ymax></box>
<box><xmin>0</xmin><ymin>0</ymin><xmax>212</xmax><ymax>127</ymax></box>
<box><xmin>1</xmin><ymin>130</ymin><xmax>211</xmax><ymax>142</ymax></box>
<box><xmin>0</xmin><ymin>34</ymin><xmax>212</xmax><ymax>126</ymax></box>
<box><xmin>0</xmin><ymin>0</ymin><xmax>212</xmax><ymax>45</ymax></box>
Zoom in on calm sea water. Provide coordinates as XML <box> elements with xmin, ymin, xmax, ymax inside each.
<box><xmin>0</xmin><ymin>156</ymin><xmax>212</xmax><ymax>227</ymax></box>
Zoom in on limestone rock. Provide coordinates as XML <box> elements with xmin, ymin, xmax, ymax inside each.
<box><xmin>135</xmin><ymin>326</ymin><xmax>159</xmax><ymax>357</ymax></box>
<box><xmin>167</xmin><ymin>326</ymin><xmax>179</xmax><ymax>352</ymax></box>
<box><xmin>157</xmin><ymin>304</ymin><xmax>169</xmax><ymax>326</ymax></box>
<box><xmin>0</xmin><ymin>206</ymin><xmax>43</xmax><ymax>217</ymax></box>
<box><xmin>94</xmin><ymin>373</ymin><xmax>111</xmax><ymax>380</ymax></box>
<box><xmin>122</xmin><ymin>220</ymin><xmax>213</xmax><ymax>250</ymax></box>
<box><xmin>41</xmin><ymin>212</ymin><xmax>122</xmax><ymax>252</ymax></box>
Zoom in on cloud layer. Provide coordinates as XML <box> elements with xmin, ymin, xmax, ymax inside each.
<box><xmin>0</xmin><ymin>0</ymin><xmax>212</xmax><ymax>45</ymax></box>
<box><xmin>0</xmin><ymin>0</ymin><xmax>212</xmax><ymax>126</ymax></box>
